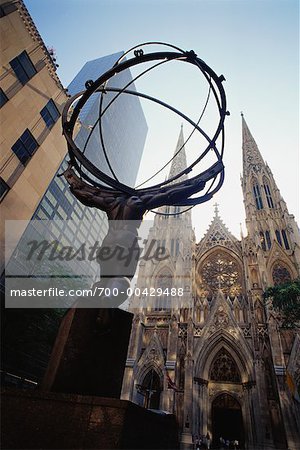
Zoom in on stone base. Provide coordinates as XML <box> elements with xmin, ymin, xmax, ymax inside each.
<box><xmin>42</xmin><ymin>307</ymin><xmax>133</xmax><ymax>398</ymax></box>
<box><xmin>1</xmin><ymin>388</ymin><xmax>179</xmax><ymax>449</ymax></box>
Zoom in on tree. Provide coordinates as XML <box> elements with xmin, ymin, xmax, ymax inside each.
<box><xmin>264</xmin><ymin>279</ymin><xmax>300</xmax><ymax>328</ymax></box>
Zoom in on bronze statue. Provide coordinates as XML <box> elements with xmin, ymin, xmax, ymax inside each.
<box><xmin>61</xmin><ymin>42</ymin><xmax>228</xmax><ymax>309</ymax></box>
<box><xmin>64</xmin><ymin>165</ymin><xmax>205</xmax><ymax>221</ymax></box>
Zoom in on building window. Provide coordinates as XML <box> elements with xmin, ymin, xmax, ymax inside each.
<box><xmin>265</xmin><ymin>230</ymin><xmax>271</xmax><ymax>249</ymax></box>
<box><xmin>0</xmin><ymin>177</ymin><xmax>9</xmax><ymax>200</ymax></box>
<box><xmin>40</xmin><ymin>99</ymin><xmax>60</xmax><ymax>128</ymax></box>
<box><xmin>253</xmin><ymin>184</ymin><xmax>263</xmax><ymax>210</ymax></box>
<box><xmin>0</xmin><ymin>88</ymin><xmax>8</xmax><ymax>108</ymax></box>
<box><xmin>264</xmin><ymin>182</ymin><xmax>274</xmax><ymax>208</ymax></box>
<box><xmin>259</xmin><ymin>231</ymin><xmax>266</xmax><ymax>251</ymax></box>
<box><xmin>275</xmin><ymin>230</ymin><xmax>282</xmax><ymax>247</ymax></box>
<box><xmin>11</xmin><ymin>129</ymin><xmax>38</xmax><ymax>165</ymax></box>
<box><xmin>210</xmin><ymin>348</ymin><xmax>241</xmax><ymax>382</ymax></box>
<box><xmin>272</xmin><ymin>263</ymin><xmax>292</xmax><ymax>285</ymax></box>
<box><xmin>281</xmin><ymin>229</ymin><xmax>290</xmax><ymax>250</ymax></box>
<box><xmin>0</xmin><ymin>2</ymin><xmax>17</xmax><ymax>17</ymax></box>
<box><xmin>200</xmin><ymin>251</ymin><xmax>243</xmax><ymax>297</ymax></box>
<box><xmin>155</xmin><ymin>269</ymin><xmax>172</xmax><ymax>311</ymax></box>
<box><xmin>175</xmin><ymin>238</ymin><xmax>180</xmax><ymax>256</ymax></box>
<box><xmin>10</xmin><ymin>51</ymin><xmax>37</xmax><ymax>85</ymax></box>
<box><xmin>137</xmin><ymin>369</ymin><xmax>162</xmax><ymax>409</ymax></box>
<box><xmin>171</xmin><ymin>238</ymin><xmax>174</xmax><ymax>256</ymax></box>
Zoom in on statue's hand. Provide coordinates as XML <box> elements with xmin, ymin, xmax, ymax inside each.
<box><xmin>64</xmin><ymin>165</ymin><xmax>107</xmax><ymax>209</ymax></box>
<box><xmin>64</xmin><ymin>166</ymin><xmax>89</xmax><ymax>191</ymax></box>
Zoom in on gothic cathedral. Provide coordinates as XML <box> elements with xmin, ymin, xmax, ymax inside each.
<box><xmin>121</xmin><ymin>117</ymin><xmax>300</xmax><ymax>450</ymax></box>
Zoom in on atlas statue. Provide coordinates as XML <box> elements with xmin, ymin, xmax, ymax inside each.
<box><xmin>62</xmin><ymin>42</ymin><xmax>228</xmax><ymax>307</ymax></box>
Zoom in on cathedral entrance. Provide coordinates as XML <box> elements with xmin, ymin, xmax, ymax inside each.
<box><xmin>212</xmin><ymin>394</ymin><xmax>244</xmax><ymax>448</ymax></box>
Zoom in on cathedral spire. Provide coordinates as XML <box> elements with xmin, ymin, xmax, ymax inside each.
<box><xmin>242</xmin><ymin>113</ymin><xmax>265</xmax><ymax>176</ymax></box>
<box><xmin>168</xmin><ymin>125</ymin><xmax>188</xmax><ymax>181</ymax></box>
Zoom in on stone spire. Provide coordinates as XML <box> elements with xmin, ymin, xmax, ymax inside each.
<box><xmin>242</xmin><ymin>113</ymin><xmax>265</xmax><ymax>177</ymax></box>
<box><xmin>168</xmin><ymin>124</ymin><xmax>188</xmax><ymax>182</ymax></box>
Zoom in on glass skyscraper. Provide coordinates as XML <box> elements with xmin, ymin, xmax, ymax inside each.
<box><xmin>3</xmin><ymin>52</ymin><xmax>148</xmax><ymax>382</ymax></box>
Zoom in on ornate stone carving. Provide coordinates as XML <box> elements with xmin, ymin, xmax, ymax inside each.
<box><xmin>214</xmin><ymin>305</ymin><xmax>229</xmax><ymax>328</ymax></box>
<box><xmin>242</xmin><ymin>325</ymin><xmax>252</xmax><ymax>338</ymax></box>
<box><xmin>194</xmin><ymin>327</ymin><xmax>203</xmax><ymax>337</ymax></box>
<box><xmin>200</xmin><ymin>251</ymin><xmax>243</xmax><ymax>297</ymax></box>
<box><xmin>179</xmin><ymin>324</ymin><xmax>188</xmax><ymax>338</ymax></box>
<box><xmin>210</xmin><ymin>348</ymin><xmax>241</xmax><ymax>382</ymax></box>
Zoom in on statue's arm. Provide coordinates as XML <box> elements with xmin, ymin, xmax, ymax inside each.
<box><xmin>64</xmin><ymin>166</ymin><xmax>111</xmax><ymax>210</ymax></box>
<box><xmin>143</xmin><ymin>179</ymin><xmax>205</xmax><ymax>209</ymax></box>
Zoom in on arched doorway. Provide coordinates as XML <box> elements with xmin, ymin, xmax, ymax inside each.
<box><xmin>137</xmin><ymin>369</ymin><xmax>162</xmax><ymax>410</ymax></box>
<box><xmin>212</xmin><ymin>394</ymin><xmax>244</xmax><ymax>448</ymax></box>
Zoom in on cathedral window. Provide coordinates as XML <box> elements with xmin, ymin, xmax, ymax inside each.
<box><xmin>253</xmin><ymin>184</ymin><xmax>263</xmax><ymax>210</ymax></box>
<box><xmin>265</xmin><ymin>230</ymin><xmax>271</xmax><ymax>249</ymax></box>
<box><xmin>263</xmin><ymin>182</ymin><xmax>274</xmax><ymax>208</ymax></box>
<box><xmin>200</xmin><ymin>251</ymin><xmax>243</xmax><ymax>297</ymax></box>
<box><xmin>275</xmin><ymin>230</ymin><xmax>282</xmax><ymax>246</ymax></box>
<box><xmin>260</xmin><ymin>232</ymin><xmax>267</xmax><ymax>251</ymax></box>
<box><xmin>210</xmin><ymin>348</ymin><xmax>241</xmax><ymax>382</ymax></box>
<box><xmin>175</xmin><ymin>239</ymin><xmax>180</xmax><ymax>256</ymax></box>
<box><xmin>171</xmin><ymin>239</ymin><xmax>174</xmax><ymax>256</ymax></box>
<box><xmin>281</xmin><ymin>229</ymin><xmax>290</xmax><ymax>250</ymax></box>
<box><xmin>138</xmin><ymin>369</ymin><xmax>162</xmax><ymax>409</ymax></box>
<box><xmin>155</xmin><ymin>269</ymin><xmax>173</xmax><ymax>310</ymax></box>
<box><xmin>272</xmin><ymin>263</ymin><xmax>292</xmax><ymax>285</ymax></box>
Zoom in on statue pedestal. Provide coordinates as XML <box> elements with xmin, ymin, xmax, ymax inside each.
<box><xmin>1</xmin><ymin>389</ymin><xmax>179</xmax><ymax>449</ymax></box>
<box><xmin>41</xmin><ymin>307</ymin><xmax>133</xmax><ymax>398</ymax></box>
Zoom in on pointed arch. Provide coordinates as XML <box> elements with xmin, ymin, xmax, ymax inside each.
<box><xmin>267</xmin><ymin>244</ymin><xmax>298</xmax><ymax>284</ymax></box>
<box><xmin>281</xmin><ymin>229</ymin><xmax>290</xmax><ymax>250</ymax></box>
<box><xmin>263</xmin><ymin>176</ymin><xmax>274</xmax><ymax>208</ymax></box>
<box><xmin>275</xmin><ymin>229</ymin><xmax>283</xmax><ymax>247</ymax></box>
<box><xmin>136</xmin><ymin>368</ymin><xmax>163</xmax><ymax>409</ymax></box>
<box><xmin>195</xmin><ymin>331</ymin><xmax>253</xmax><ymax>383</ymax></box>
<box><xmin>252</xmin><ymin>177</ymin><xmax>263</xmax><ymax>210</ymax></box>
<box><xmin>271</xmin><ymin>261</ymin><xmax>292</xmax><ymax>285</ymax></box>
<box><xmin>210</xmin><ymin>348</ymin><xmax>241</xmax><ymax>382</ymax></box>
<box><xmin>133</xmin><ymin>331</ymin><xmax>166</xmax><ymax>409</ymax></box>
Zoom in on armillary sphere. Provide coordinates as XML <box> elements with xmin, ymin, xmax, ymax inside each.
<box><xmin>62</xmin><ymin>42</ymin><xmax>228</xmax><ymax>212</ymax></box>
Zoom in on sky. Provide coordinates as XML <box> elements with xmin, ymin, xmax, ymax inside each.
<box><xmin>25</xmin><ymin>0</ymin><xmax>299</xmax><ymax>241</ymax></box>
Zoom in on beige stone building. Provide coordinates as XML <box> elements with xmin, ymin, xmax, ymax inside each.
<box><xmin>0</xmin><ymin>0</ymin><xmax>68</xmax><ymax>271</ymax></box>
<box><xmin>121</xmin><ymin>120</ymin><xmax>300</xmax><ymax>449</ymax></box>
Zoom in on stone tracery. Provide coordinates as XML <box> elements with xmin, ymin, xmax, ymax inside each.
<box><xmin>210</xmin><ymin>348</ymin><xmax>241</xmax><ymax>383</ymax></box>
<box><xmin>272</xmin><ymin>262</ymin><xmax>292</xmax><ymax>285</ymax></box>
<box><xmin>199</xmin><ymin>251</ymin><xmax>243</xmax><ymax>297</ymax></box>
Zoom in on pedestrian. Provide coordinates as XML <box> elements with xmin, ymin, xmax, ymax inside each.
<box><xmin>225</xmin><ymin>439</ymin><xmax>230</xmax><ymax>449</ymax></box>
<box><xmin>219</xmin><ymin>436</ymin><xmax>225</xmax><ymax>449</ymax></box>
<box><xmin>206</xmin><ymin>432</ymin><xmax>211</xmax><ymax>450</ymax></box>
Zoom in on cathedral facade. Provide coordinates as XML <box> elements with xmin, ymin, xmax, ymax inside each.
<box><xmin>121</xmin><ymin>119</ymin><xmax>300</xmax><ymax>450</ymax></box>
